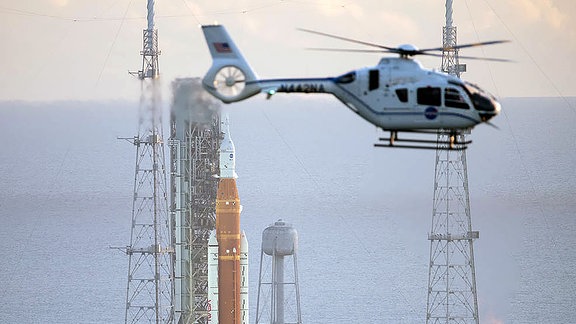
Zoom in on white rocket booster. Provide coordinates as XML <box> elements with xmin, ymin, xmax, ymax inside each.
<box><xmin>240</xmin><ymin>231</ymin><xmax>249</xmax><ymax>324</ymax></box>
<box><xmin>208</xmin><ymin>231</ymin><xmax>219</xmax><ymax>323</ymax></box>
<box><xmin>208</xmin><ymin>230</ymin><xmax>249</xmax><ymax>324</ymax></box>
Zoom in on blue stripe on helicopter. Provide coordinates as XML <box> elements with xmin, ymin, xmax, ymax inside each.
<box><xmin>248</xmin><ymin>78</ymin><xmax>481</xmax><ymax>124</ymax></box>
<box><xmin>331</xmin><ymin>80</ymin><xmax>480</xmax><ymax>124</ymax></box>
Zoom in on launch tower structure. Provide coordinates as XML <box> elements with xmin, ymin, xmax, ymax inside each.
<box><xmin>169</xmin><ymin>78</ymin><xmax>221</xmax><ymax>323</ymax></box>
<box><xmin>426</xmin><ymin>1</ymin><xmax>479</xmax><ymax>323</ymax></box>
<box><xmin>123</xmin><ymin>0</ymin><xmax>174</xmax><ymax>323</ymax></box>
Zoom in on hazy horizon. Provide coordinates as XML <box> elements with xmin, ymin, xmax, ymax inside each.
<box><xmin>1</xmin><ymin>96</ymin><xmax>575</xmax><ymax>323</ymax></box>
<box><xmin>1</xmin><ymin>1</ymin><xmax>575</xmax><ymax>101</ymax></box>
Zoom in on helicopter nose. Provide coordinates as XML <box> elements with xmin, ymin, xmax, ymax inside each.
<box><xmin>478</xmin><ymin>99</ymin><xmax>500</xmax><ymax>122</ymax></box>
<box><xmin>494</xmin><ymin>101</ymin><xmax>502</xmax><ymax>115</ymax></box>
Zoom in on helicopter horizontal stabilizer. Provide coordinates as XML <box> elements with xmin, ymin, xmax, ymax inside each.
<box><xmin>201</xmin><ymin>25</ymin><xmax>261</xmax><ymax>103</ymax></box>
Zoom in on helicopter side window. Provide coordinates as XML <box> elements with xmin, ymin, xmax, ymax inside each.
<box><xmin>369</xmin><ymin>69</ymin><xmax>379</xmax><ymax>91</ymax></box>
<box><xmin>444</xmin><ymin>87</ymin><xmax>470</xmax><ymax>109</ymax></box>
<box><xmin>395</xmin><ymin>89</ymin><xmax>408</xmax><ymax>103</ymax></box>
<box><xmin>417</xmin><ymin>87</ymin><xmax>441</xmax><ymax>106</ymax></box>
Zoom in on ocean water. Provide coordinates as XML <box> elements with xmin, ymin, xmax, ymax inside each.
<box><xmin>0</xmin><ymin>97</ymin><xmax>575</xmax><ymax>323</ymax></box>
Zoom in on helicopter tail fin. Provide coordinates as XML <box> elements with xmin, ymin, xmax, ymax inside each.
<box><xmin>201</xmin><ymin>25</ymin><xmax>261</xmax><ymax>103</ymax></box>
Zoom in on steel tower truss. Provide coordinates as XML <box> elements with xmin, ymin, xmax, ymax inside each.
<box><xmin>426</xmin><ymin>1</ymin><xmax>479</xmax><ymax>323</ymax></box>
<box><xmin>426</xmin><ymin>140</ymin><xmax>479</xmax><ymax>323</ymax></box>
<box><xmin>441</xmin><ymin>27</ymin><xmax>459</xmax><ymax>76</ymax></box>
<box><xmin>170</xmin><ymin>79</ymin><xmax>221</xmax><ymax>323</ymax></box>
<box><xmin>124</xmin><ymin>1</ymin><xmax>174</xmax><ymax>323</ymax></box>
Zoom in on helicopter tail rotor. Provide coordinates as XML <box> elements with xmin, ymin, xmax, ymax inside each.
<box><xmin>202</xmin><ymin>25</ymin><xmax>261</xmax><ymax>103</ymax></box>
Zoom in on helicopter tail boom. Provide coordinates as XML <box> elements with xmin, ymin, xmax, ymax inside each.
<box><xmin>201</xmin><ymin>25</ymin><xmax>261</xmax><ymax>103</ymax></box>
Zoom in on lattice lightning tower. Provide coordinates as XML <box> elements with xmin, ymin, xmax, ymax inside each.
<box><xmin>123</xmin><ymin>1</ymin><xmax>174</xmax><ymax>323</ymax></box>
<box><xmin>426</xmin><ymin>1</ymin><xmax>479</xmax><ymax>323</ymax></box>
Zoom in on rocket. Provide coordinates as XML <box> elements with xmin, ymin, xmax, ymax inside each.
<box><xmin>208</xmin><ymin>116</ymin><xmax>249</xmax><ymax>324</ymax></box>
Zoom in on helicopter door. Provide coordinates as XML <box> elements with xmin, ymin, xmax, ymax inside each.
<box><xmin>417</xmin><ymin>87</ymin><xmax>442</xmax><ymax>124</ymax></box>
<box><xmin>416</xmin><ymin>87</ymin><xmax>441</xmax><ymax>106</ymax></box>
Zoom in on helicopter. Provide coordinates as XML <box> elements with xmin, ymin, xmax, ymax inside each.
<box><xmin>200</xmin><ymin>24</ymin><xmax>508</xmax><ymax>149</ymax></box>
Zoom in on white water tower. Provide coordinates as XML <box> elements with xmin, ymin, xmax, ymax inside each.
<box><xmin>256</xmin><ymin>220</ymin><xmax>302</xmax><ymax>324</ymax></box>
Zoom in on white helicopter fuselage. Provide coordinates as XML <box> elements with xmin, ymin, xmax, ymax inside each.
<box><xmin>200</xmin><ymin>25</ymin><xmax>501</xmax><ymax>132</ymax></box>
<box><xmin>255</xmin><ymin>58</ymin><xmax>492</xmax><ymax>130</ymax></box>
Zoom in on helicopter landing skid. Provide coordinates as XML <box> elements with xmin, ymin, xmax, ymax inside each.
<box><xmin>374</xmin><ymin>130</ymin><xmax>472</xmax><ymax>150</ymax></box>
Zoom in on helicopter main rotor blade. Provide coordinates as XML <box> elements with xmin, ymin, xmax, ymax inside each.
<box><xmin>418</xmin><ymin>40</ymin><xmax>510</xmax><ymax>53</ymax></box>
<box><xmin>484</xmin><ymin>121</ymin><xmax>500</xmax><ymax>130</ymax></box>
<box><xmin>298</xmin><ymin>28</ymin><xmax>396</xmax><ymax>51</ymax></box>
<box><xmin>416</xmin><ymin>51</ymin><xmax>512</xmax><ymax>62</ymax></box>
<box><xmin>306</xmin><ymin>47</ymin><xmax>394</xmax><ymax>54</ymax></box>
<box><xmin>300</xmin><ymin>28</ymin><xmax>510</xmax><ymax>61</ymax></box>
<box><xmin>307</xmin><ymin>48</ymin><xmax>512</xmax><ymax>62</ymax></box>
<box><xmin>452</xmin><ymin>54</ymin><xmax>512</xmax><ymax>62</ymax></box>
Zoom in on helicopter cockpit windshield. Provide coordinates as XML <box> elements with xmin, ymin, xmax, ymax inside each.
<box><xmin>462</xmin><ymin>81</ymin><xmax>501</xmax><ymax>121</ymax></box>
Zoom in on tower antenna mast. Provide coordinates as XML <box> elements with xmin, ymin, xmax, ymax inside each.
<box><xmin>123</xmin><ymin>0</ymin><xmax>174</xmax><ymax>323</ymax></box>
<box><xmin>426</xmin><ymin>1</ymin><xmax>479</xmax><ymax>323</ymax></box>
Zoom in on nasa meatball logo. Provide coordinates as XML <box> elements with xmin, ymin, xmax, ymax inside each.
<box><xmin>425</xmin><ymin>107</ymin><xmax>438</xmax><ymax>120</ymax></box>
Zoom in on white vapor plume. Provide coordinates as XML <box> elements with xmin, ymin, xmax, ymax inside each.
<box><xmin>171</xmin><ymin>77</ymin><xmax>221</xmax><ymax>137</ymax></box>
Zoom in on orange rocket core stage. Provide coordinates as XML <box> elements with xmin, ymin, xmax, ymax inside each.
<box><xmin>216</xmin><ymin>177</ymin><xmax>242</xmax><ymax>324</ymax></box>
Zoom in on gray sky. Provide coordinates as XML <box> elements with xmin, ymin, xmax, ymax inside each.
<box><xmin>1</xmin><ymin>0</ymin><xmax>575</xmax><ymax>101</ymax></box>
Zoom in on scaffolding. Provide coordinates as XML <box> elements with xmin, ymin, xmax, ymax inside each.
<box><xmin>170</xmin><ymin>78</ymin><xmax>221</xmax><ymax>324</ymax></box>
<box><xmin>426</xmin><ymin>1</ymin><xmax>479</xmax><ymax>323</ymax></box>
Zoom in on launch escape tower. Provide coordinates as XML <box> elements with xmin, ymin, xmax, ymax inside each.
<box><xmin>123</xmin><ymin>0</ymin><xmax>174</xmax><ymax>323</ymax></box>
<box><xmin>256</xmin><ymin>220</ymin><xmax>302</xmax><ymax>324</ymax></box>
<box><xmin>169</xmin><ymin>78</ymin><xmax>221</xmax><ymax>323</ymax></box>
<box><xmin>426</xmin><ymin>1</ymin><xmax>479</xmax><ymax>323</ymax></box>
